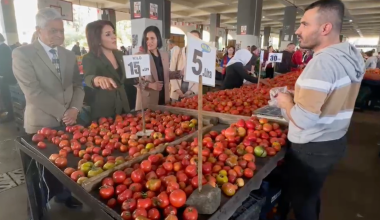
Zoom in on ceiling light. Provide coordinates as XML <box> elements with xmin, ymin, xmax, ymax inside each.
<box><xmin>262</xmin><ymin>16</ymin><xmax>265</xmax><ymax>18</ymax></box>
<box><xmin>349</xmin><ymin>20</ymin><xmax>352</xmax><ymax>22</ymax></box>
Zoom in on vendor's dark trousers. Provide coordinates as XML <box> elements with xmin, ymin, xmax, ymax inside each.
<box><xmin>266</xmin><ymin>67</ymin><xmax>274</xmax><ymax>79</ymax></box>
<box><xmin>278</xmin><ymin>136</ymin><xmax>347</xmax><ymax>220</ymax></box>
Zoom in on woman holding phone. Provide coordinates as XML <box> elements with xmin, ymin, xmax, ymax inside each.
<box><xmin>135</xmin><ymin>26</ymin><xmax>181</xmax><ymax>110</ymax></box>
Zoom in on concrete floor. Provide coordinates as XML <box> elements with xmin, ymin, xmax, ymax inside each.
<box><xmin>0</xmin><ymin>111</ymin><xmax>379</xmax><ymax>220</ymax></box>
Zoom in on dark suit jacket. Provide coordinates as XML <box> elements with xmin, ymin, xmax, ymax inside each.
<box><xmin>0</xmin><ymin>43</ymin><xmax>16</xmax><ymax>84</ymax></box>
<box><xmin>12</xmin><ymin>41</ymin><xmax>85</xmax><ymax>133</ymax></box>
<box><xmin>82</xmin><ymin>51</ymin><xmax>131</xmax><ymax>120</ymax></box>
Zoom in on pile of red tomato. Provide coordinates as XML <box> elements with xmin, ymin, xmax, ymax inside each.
<box><xmin>31</xmin><ymin>110</ymin><xmax>197</xmax><ymax>182</ymax></box>
<box><xmin>98</xmin><ymin>116</ymin><xmax>287</xmax><ymax>220</ymax></box>
<box><xmin>169</xmin><ymin>71</ymin><xmax>301</xmax><ymax>116</ymax></box>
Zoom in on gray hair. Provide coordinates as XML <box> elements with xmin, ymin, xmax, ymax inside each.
<box><xmin>36</xmin><ymin>8</ymin><xmax>62</xmax><ymax>28</ymax></box>
<box><xmin>168</xmin><ymin>40</ymin><xmax>174</xmax><ymax>44</ymax></box>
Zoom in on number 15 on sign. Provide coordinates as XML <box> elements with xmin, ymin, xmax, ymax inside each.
<box><xmin>123</xmin><ymin>54</ymin><xmax>151</xmax><ymax>78</ymax></box>
<box><xmin>185</xmin><ymin>33</ymin><xmax>216</xmax><ymax>87</ymax></box>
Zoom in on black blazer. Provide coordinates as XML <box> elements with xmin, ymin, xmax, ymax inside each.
<box><xmin>82</xmin><ymin>50</ymin><xmax>131</xmax><ymax>120</ymax></box>
<box><xmin>222</xmin><ymin>62</ymin><xmax>258</xmax><ymax>90</ymax></box>
<box><xmin>0</xmin><ymin>43</ymin><xmax>16</xmax><ymax>84</ymax></box>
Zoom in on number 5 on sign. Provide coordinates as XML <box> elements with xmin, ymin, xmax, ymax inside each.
<box><xmin>123</xmin><ymin>54</ymin><xmax>151</xmax><ymax>78</ymax></box>
<box><xmin>185</xmin><ymin>33</ymin><xmax>216</xmax><ymax>87</ymax></box>
<box><xmin>268</xmin><ymin>53</ymin><xmax>283</xmax><ymax>63</ymax></box>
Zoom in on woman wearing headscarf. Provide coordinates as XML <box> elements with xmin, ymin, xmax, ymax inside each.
<box><xmin>222</xmin><ymin>49</ymin><xmax>265</xmax><ymax>90</ymax></box>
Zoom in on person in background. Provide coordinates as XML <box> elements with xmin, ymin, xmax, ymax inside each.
<box><xmin>245</xmin><ymin>45</ymin><xmax>260</xmax><ymax>74</ymax></box>
<box><xmin>135</xmin><ymin>26</ymin><xmax>181</xmax><ymax>109</ymax></box>
<box><xmin>222</xmin><ymin>49</ymin><xmax>267</xmax><ymax>90</ymax></box>
<box><xmin>263</xmin><ymin>45</ymin><xmax>275</xmax><ymax>78</ymax></box>
<box><xmin>169</xmin><ymin>30</ymin><xmax>200</xmax><ymax>101</ymax></box>
<box><xmin>82</xmin><ymin>20</ymin><xmax>132</xmax><ymax>119</ymax></box>
<box><xmin>220</xmin><ymin>46</ymin><xmax>235</xmax><ymax>76</ymax></box>
<box><xmin>247</xmin><ymin>45</ymin><xmax>251</xmax><ymax>51</ymax></box>
<box><xmin>276</xmin><ymin>1</ymin><xmax>365</xmax><ymax>219</ymax></box>
<box><xmin>303</xmin><ymin>50</ymin><xmax>313</xmax><ymax>64</ymax></box>
<box><xmin>168</xmin><ymin>39</ymin><xmax>180</xmax><ymax>63</ymax></box>
<box><xmin>365</xmin><ymin>50</ymin><xmax>377</xmax><ymax>69</ymax></box>
<box><xmin>277</xmin><ymin>43</ymin><xmax>296</xmax><ymax>74</ymax></box>
<box><xmin>292</xmin><ymin>48</ymin><xmax>305</xmax><ymax>70</ymax></box>
<box><xmin>120</xmin><ymin>46</ymin><xmax>127</xmax><ymax>55</ymax></box>
<box><xmin>221</xmin><ymin>47</ymin><xmax>225</xmax><ymax>53</ymax></box>
<box><xmin>0</xmin><ymin>33</ymin><xmax>16</xmax><ymax>122</ymax></box>
<box><xmin>81</xmin><ymin>47</ymin><xmax>87</xmax><ymax>55</ymax></box>
<box><xmin>377</xmin><ymin>52</ymin><xmax>380</xmax><ymax>69</ymax></box>
<box><xmin>13</xmin><ymin>8</ymin><xmax>84</xmax><ymax>210</ymax></box>
<box><xmin>71</xmin><ymin>42</ymin><xmax>81</xmax><ymax>56</ymax></box>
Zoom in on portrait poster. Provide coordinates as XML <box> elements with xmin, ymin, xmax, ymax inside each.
<box><xmin>149</xmin><ymin>3</ymin><xmax>158</xmax><ymax>20</ymax></box>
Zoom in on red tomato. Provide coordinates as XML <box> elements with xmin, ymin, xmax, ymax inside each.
<box><xmin>116</xmin><ymin>184</ymin><xmax>128</xmax><ymax>195</ymax></box>
<box><xmin>131</xmin><ymin>169</ymin><xmax>145</xmax><ymax>183</ymax></box>
<box><xmin>140</xmin><ymin>160</ymin><xmax>152</xmax><ymax>173</ymax></box>
<box><xmin>121</xmin><ymin>198</ymin><xmax>137</xmax><ymax>212</ymax></box>
<box><xmin>102</xmin><ymin>177</ymin><xmax>114</xmax><ymax>187</ymax></box>
<box><xmin>145</xmin><ymin>179</ymin><xmax>162</xmax><ymax>192</ymax></box>
<box><xmin>37</xmin><ymin>141</ymin><xmax>47</xmax><ymax>149</ymax></box>
<box><xmin>244</xmin><ymin>168</ymin><xmax>254</xmax><ymax>178</ymax></box>
<box><xmin>156</xmin><ymin>191</ymin><xmax>169</xmax><ymax>208</ymax></box>
<box><xmin>156</xmin><ymin>167</ymin><xmax>166</xmax><ymax>178</ymax></box>
<box><xmin>113</xmin><ymin>171</ymin><xmax>127</xmax><ymax>184</ymax></box>
<box><xmin>183</xmin><ymin>206</ymin><xmax>198</xmax><ymax>220</ymax></box>
<box><xmin>148</xmin><ymin>208</ymin><xmax>161</xmax><ymax>220</ymax></box>
<box><xmin>121</xmin><ymin>211</ymin><xmax>133</xmax><ymax>220</ymax></box>
<box><xmin>107</xmin><ymin>198</ymin><xmax>116</xmax><ymax>208</ymax></box>
<box><xmin>185</xmin><ymin>165</ymin><xmax>197</xmax><ymax>178</ymax></box>
<box><xmin>163</xmin><ymin>162</ymin><xmax>173</xmax><ymax>171</ymax></box>
<box><xmin>99</xmin><ymin>186</ymin><xmax>114</xmax><ymax>200</ymax></box>
<box><xmin>169</xmin><ymin>189</ymin><xmax>187</xmax><ymax>208</ymax></box>
<box><xmin>133</xmin><ymin>208</ymin><xmax>148</xmax><ymax>219</ymax></box>
<box><xmin>70</xmin><ymin>170</ymin><xmax>85</xmax><ymax>182</ymax></box>
<box><xmin>117</xmin><ymin>189</ymin><xmax>133</xmax><ymax>204</ymax></box>
<box><xmin>163</xmin><ymin>205</ymin><xmax>177</xmax><ymax>217</ymax></box>
<box><xmin>137</xmin><ymin>198</ymin><xmax>152</xmax><ymax>210</ymax></box>
<box><xmin>167</xmin><ymin>181</ymin><xmax>180</xmax><ymax>194</ymax></box>
<box><xmin>145</xmin><ymin>171</ymin><xmax>158</xmax><ymax>180</ymax></box>
<box><xmin>129</xmin><ymin>183</ymin><xmax>143</xmax><ymax>193</ymax></box>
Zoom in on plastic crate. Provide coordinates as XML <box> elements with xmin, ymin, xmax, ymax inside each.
<box><xmin>229</xmin><ymin>195</ymin><xmax>266</xmax><ymax>220</ymax></box>
<box><xmin>9</xmin><ymin>84</ymin><xmax>26</xmax><ymax>106</ymax></box>
<box><xmin>12</xmin><ymin>103</ymin><xmax>24</xmax><ymax>119</ymax></box>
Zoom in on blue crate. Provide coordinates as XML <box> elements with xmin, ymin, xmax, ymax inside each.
<box><xmin>250</xmin><ymin>181</ymin><xmax>282</xmax><ymax>220</ymax></box>
<box><xmin>229</xmin><ymin>195</ymin><xmax>266</xmax><ymax>220</ymax></box>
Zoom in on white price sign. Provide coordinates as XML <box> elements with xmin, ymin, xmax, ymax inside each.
<box><xmin>185</xmin><ymin>33</ymin><xmax>216</xmax><ymax>87</ymax></box>
<box><xmin>123</xmin><ymin>54</ymin><xmax>151</xmax><ymax>78</ymax></box>
<box><xmin>268</xmin><ymin>53</ymin><xmax>283</xmax><ymax>63</ymax></box>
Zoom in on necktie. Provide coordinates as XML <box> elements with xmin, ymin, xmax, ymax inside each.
<box><xmin>49</xmin><ymin>49</ymin><xmax>61</xmax><ymax>77</ymax></box>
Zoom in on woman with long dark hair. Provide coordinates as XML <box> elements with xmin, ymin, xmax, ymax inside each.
<box><xmin>263</xmin><ymin>46</ymin><xmax>275</xmax><ymax>78</ymax></box>
<box><xmin>220</xmin><ymin>46</ymin><xmax>235</xmax><ymax>77</ymax></box>
<box><xmin>135</xmin><ymin>26</ymin><xmax>181</xmax><ymax>110</ymax></box>
<box><xmin>82</xmin><ymin>20</ymin><xmax>132</xmax><ymax>120</ymax></box>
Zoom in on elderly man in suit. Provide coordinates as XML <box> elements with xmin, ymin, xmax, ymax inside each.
<box><xmin>0</xmin><ymin>33</ymin><xmax>16</xmax><ymax>122</ymax></box>
<box><xmin>13</xmin><ymin>8</ymin><xmax>84</xmax><ymax>209</ymax></box>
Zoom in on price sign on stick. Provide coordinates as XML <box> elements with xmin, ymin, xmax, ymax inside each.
<box><xmin>258</xmin><ymin>50</ymin><xmax>265</xmax><ymax>89</ymax></box>
<box><xmin>184</xmin><ymin>33</ymin><xmax>217</xmax><ymax>192</ymax></box>
<box><xmin>123</xmin><ymin>54</ymin><xmax>153</xmax><ymax>137</ymax></box>
<box><xmin>268</xmin><ymin>53</ymin><xmax>283</xmax><ymax>63</ymax></box>
<box><xmin>123</xmin><ymin>54</ymin><xmax>151</xmax><ymax>78</ymax></box>
<box><xmin>185</xmin><ymin>33</ymin><xmax>217</xmax><ymax>87</ymax></box>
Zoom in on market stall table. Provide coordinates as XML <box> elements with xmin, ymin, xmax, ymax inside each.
<box><xmin>16</xmin><ymin>136</ymin><xmax>115</xmax><ymax>220</ymax></box>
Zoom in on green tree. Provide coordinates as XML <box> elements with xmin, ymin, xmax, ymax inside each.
<box><xmin>117</xmin><ymin>20</ymin><xmax>132</xmax><ymax>47</ymax></box>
